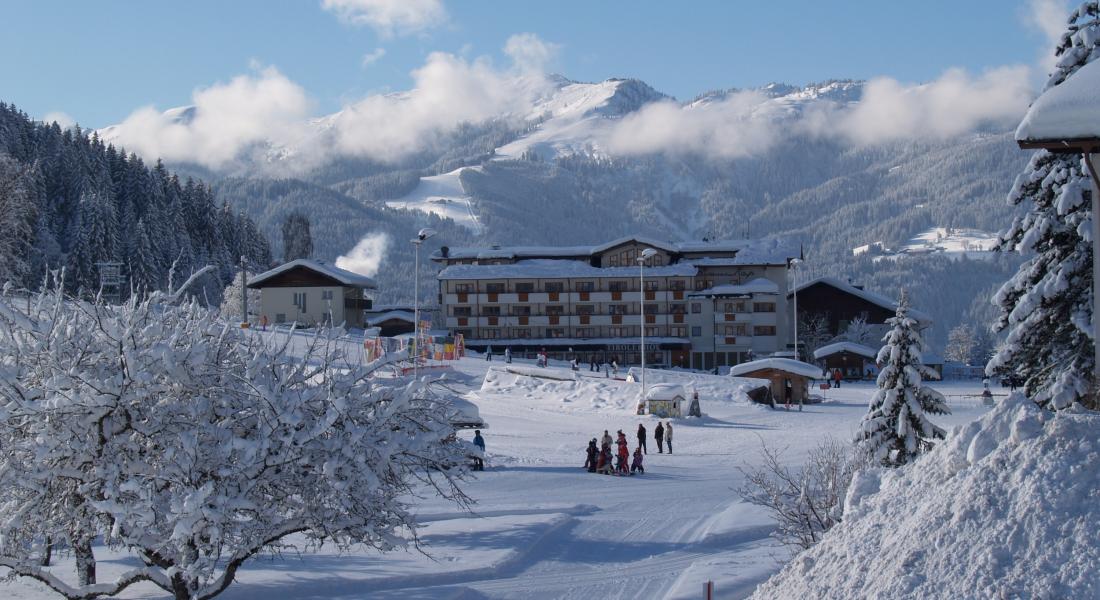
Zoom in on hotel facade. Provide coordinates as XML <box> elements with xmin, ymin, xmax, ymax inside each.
<box><xmin>432</xmin><ymin>236</ymin><xmax>800</xmax><ymax>370</ymax></box>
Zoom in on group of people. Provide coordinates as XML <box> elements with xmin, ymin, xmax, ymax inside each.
<box><xmin>583</xmin><ymin>421</ymin><xmax>674</xmax><ymax>476</ymax></box>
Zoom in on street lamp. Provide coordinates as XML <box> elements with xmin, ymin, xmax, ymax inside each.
<box><xmin>638</xmin><ymin>248</ymin><xmax>658</xmax><ymax>413</ymax></box>
<box><xmin>411</xmin><ymin>228</ymin><xmax>436</xmax><ymax>380</ymax></box>
<box><xmin>790</xmin><ymin>258</ymin><xmax>803</xmax><ymax>361</ymax></box>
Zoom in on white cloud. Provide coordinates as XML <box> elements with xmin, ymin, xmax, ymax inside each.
<box><xmin>504</xmin><ymin>33</ymin><xmax>561</xmax><ymax>74</ymax></box>
<box><xmin>42</xmin><ymin>111</ymin><xmax>75</xmax><ymax>130</ymax></box>
<box><xmin>335</xmin><ymin>232</ymin><xmax>390</xmax><ymax>277</ymax></box>
<box><xmin>1022</xmin><ymin>0</ymin><xmax>1070</xmax><ymax>74</ymax></box>
<box><xmin>604</xmin><ymin>66</ymin><xmax>1034</xmax><ymax>157</ymax></box>
<box><xmin>106</xmin><ymin>66</ymin><xmax>312</xmax><ymax>169</ymax></box>
<box><xmin>361</xmin><ymin>47</ymin><xmax>387</xmax><ymax>68</ymax></box>
<box><xmin>321</xmin><ymin>0</ymin><xmax>445</xmax><ymax>37</ymax></box>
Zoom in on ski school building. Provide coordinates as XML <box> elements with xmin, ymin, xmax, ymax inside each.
<box><xmin>431</xmin><ymin>236</ymin><xmax>801</xmax><ymax>369</ymax></box>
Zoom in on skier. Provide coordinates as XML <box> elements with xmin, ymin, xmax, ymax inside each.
<box><xmin>602</xmin><ymin>430</ymin><xmax>613</xmax><ymax>448</ymax></box>
<box><xmin>833</xmin><ymin>368</ymin><xmax>842</xmax><ymax>388</ymax></box>
<box><xmin>597</xmin><ymin>443</ymin><xmax>613</xmax><ymax>474</ymax></box>
<box><xmin>505</xmin><ymin>347</ymin><xmax>512</xmax><ymax>363</ymax></box>
<box><xmin>665</xmin><ymin>422</ymin><xmax>673</xmax><ymax>454</ymax></box>
<box><xmin>472</xmin><ymin>430</ymin><xmax>485</xmax><ymax>471</ymax></box>
<box><xmin>584</xmin><ymin>439</ymin><xmax>598</xmax><ymax>472</ymax></box>
<box><xmin>616</xmin><ymin>440</ymin><xmax>629</xmax><ymax>475</ymax></box>
<box><xmin>655</xmin><ymin>422</ymin><xmax>665</xmax><ymax>453</ymax></box>
<box><xmin>630</xmin><ymin>447</ymin><xmax>645</xmax><ymax>475</ymax></box>
<box><xmin>637</xmin><ymin>423</ymin><xmax>647</xmax><ymax>454</ymax></box>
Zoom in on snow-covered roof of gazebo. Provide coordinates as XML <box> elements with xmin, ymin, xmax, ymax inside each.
<box><xmin>728</xmin><ymin>358</ymin><xmax>825</xmax><ymax>379</ymax></box>
<box><xmin>1017</xmin><ymin>58</ymin><xmax>1100</xmax><ymax>144</ymax></box>
<box><xmin>813</xmin><ymin>341</ymin><xmax>878</xmax><ymax>360</ymax></box>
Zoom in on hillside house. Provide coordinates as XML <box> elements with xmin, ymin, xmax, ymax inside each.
<box><xmin>248</xmin><ymin>259</ymin><xmax>375</xmax><ymax>328</ymax></box>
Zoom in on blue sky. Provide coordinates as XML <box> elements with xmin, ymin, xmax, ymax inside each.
<box><xmin>0</xmin><ymin>0</ymin><xmax>1066</xmax><ymax>128</ymax></box>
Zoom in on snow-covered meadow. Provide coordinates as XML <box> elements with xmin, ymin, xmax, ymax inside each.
<box><xmin>0</xmin><ymin>330</ymin><xmax>994</xmax><ymax>600</ymax></box>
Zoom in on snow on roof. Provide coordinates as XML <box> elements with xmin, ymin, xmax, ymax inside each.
<box><xmin>1016</xmin><ymin>58</ymin><xmax>1100</xmax><ymax>143</ymax></box>
<box><xmin>813</xmin><ymin>341</ymin><xmax>878</xmax><ymax>360</ymax></box>
<box><xmin>366</xmin><ymin>311</ymin><xmax>415</xmax><ymax>326</ymax></box>
<box><xmin>247</xmin><ymin>259</ymin><xmax>377</xmax><ymax>289</ymax></box>
<box><xmin>438</xmin><ymin>259</ymin><xmax>697</xmax><ymax>280</ymax></box>
<box><xmin>464</xmin><ymin>336</ymin><xmax>689</xmax><ymax>346</ymax></box>
<box><xmin>728</xmin><ymin>358</ymin><xmax>825</xmax><ymax>379</ymax></box>
<box><xmin>646</xmin><ymin>383</ymin><xmax>687</xmax><ymax>400</ymax></box>
<box><xmin>690</xmin><ymin>278</ymin><xmax>779</xmax><ymax>296</ymax></box>
<box><xmin>435</xmin><ymin>237</ymin><xmax>798</xmax><ymax>265</ymax></box>
<box><xmin>791</xmin><ymin>276</ymin><xmax>932</xmax><ymax>325</ymax></box>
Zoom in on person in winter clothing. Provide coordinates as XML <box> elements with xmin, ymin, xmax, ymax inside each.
<box><xmin>570</xmin><ymin>358</ymin><xmax>579</xmax><ymax>371</ymax></box>
<box><xmin>784</xmin><ymin>378</ymin><xmax>793</xmax><ymax>410</ymax></box>
<box><xmin>637</xmin><ymin>423</ymin><xmax>647</xmax><ymax>454</ymax></box>
<box><xmin>616</xmin><ymin>441</ymin><xmax>629</xmax><ymax>474</ymax></box>
<box><xmin>664</xmin><ymin>422</ymin><xmax>673</xmax><ymax>454</ymax></box>
<box><xmin>485</xmin><ymin>347</ymin><xmax>492</xmax><ymax>362</ymax></box>
<box><xmin>602</xmin><ymin>430</ymin><xmax>613</xmax><ymax>448</ymax></box>
<box><xmin>472</xmin><ymin>430</ymin><xmax>485</xmax><ymax>471</ymax></box>
<box><xmin>597</xmin><ymin>444</ymin><xmax>613</xmax><ymax>474</ymax></box>
<box><xmin>655</xmin><ymin>422</ymin><xmax>665</xmax><ymax>453</ymax></box>
<box><xmin>584</xmin><ymin>439</ymin><xmax>598</xmax><ymax>471</ymax></box>
<box><xmin>611</xmin><ymin>360</ymin><xmax>619</xmax><ymax>376</ymax></box>
<box><xmin>590</xmin><ymin>358</ymin><xmax>597</xmax><ymax>372</ymax></box>
<box><xmin>833</xmin><ymin>368</ymin><xmax>842</xmax><ymax>388</ymax></box>
<box><xmin>505</xmin><ymin>347</ymin><xmax>512</xmax><ymax>363</ymax></box>
<box><xmin>630</xmin><ymin>447</ymin><xmax>644</xmax><ymax>474</ymax></box>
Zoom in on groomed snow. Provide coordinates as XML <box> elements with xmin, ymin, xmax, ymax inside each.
<box><xmin>385</xmin><ymin>167</ymin><xmax>485</xmax><ymax>234</ymax></box>
<box><xmin>752</xmin><ymin>395</ymin><xmax>1100</xmax><ymax>599</ymax></box>
<box><xmin>1017</xmin><ymin>58</ymin><xmax>1100</xmax><ymax>142</ymax></box>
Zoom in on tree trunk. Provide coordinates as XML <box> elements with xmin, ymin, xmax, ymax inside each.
<box><xmin>39</xmin><ymin>536</ymin><xmax>52</xmax><ymax>567</ymax></box>
<box><xmin>73</xmin><ymin>537</ymin><xmax>95</xmax><ymax>586</ymax></box>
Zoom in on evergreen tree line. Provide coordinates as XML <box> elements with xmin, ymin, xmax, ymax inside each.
<box><xmin>0</xmin><ymin>102</ymin><xmax>272</xmax><ymax>301</ymax></box>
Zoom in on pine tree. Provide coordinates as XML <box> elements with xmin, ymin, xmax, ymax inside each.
<box><xmin>857</xmin><ymin>291</ymin><xmax>950</xmax><ymax>467</ymax></box>
<box><xmin>281</xmin><ymin>211</ymin><xmax>313</xmax><ymax>261</ymax></box>
<box><xmin>987</xmin><ymin>4</ymin><xmax>1099</xmax><ymax>409</ymax></box>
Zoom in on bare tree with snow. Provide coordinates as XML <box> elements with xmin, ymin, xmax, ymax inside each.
<box><xmin>856</xmin><ymin>291</ymin><xmax>950</xmax><ymax>467</ymax></box>
<box><xmin>945</xmin><ymin>324</ymin><xmax>978</xmax><ymax>365</ymax></box>
<box><xmin>0</xmin><ymin>272</ymin><xmax>470</xmax><ymax>600</ymax></box>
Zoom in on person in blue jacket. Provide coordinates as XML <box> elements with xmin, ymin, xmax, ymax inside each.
<box><xmin>472</xmin><ymin>430</ymin><xmax>485</xmax><ymax>471</ymax></box>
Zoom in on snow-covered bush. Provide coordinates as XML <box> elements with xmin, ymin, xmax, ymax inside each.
<box><xmin>987</xmin><ymin>3</ymin><xmax>1099</xmax><ymax>409</ymax></box>
<box><xmin>737</xmin><ymin>438</ymin><xmax>863</xmax><ymax>551</ymax></box>
<box><xmin>0</xmin><ymin>272</ymin><xmax>469</xmax><ymax>600</ymax></box>
<box><xmin>857</xmin><ymin>291</ymin><xmax>950</xmax><ymax>467</ymax></box>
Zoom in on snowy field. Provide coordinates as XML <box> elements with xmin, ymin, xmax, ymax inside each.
<box><xmin>1</xmin><ymin>342</ymin><xmax>995</xmax><ymax>600</ymax></box>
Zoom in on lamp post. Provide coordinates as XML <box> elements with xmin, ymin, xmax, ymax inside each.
<box><xmin>790</xmin><ymin>258</ymin><xmax>802</xmax><ymax>361</ymax></box>
<box><xmin>638</xmin><ymin>248</ymin><xmax>658</xmax><ymax>412</ymax></box>
<box><xmin>411</xmin><ymin>228</ymin><xmax>436</xmax><ymax>381</ymax></box>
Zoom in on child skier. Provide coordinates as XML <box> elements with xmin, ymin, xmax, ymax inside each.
<box><xmin>630</xmin><ymin>447</ymin><xmax>644</xmax><ymax>475</ymax></box>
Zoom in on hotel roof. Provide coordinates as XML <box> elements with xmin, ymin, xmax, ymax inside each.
<box><xmin>434</xmin><ymin>236</ymin><xmax>798</xmax><ymax>265</ymax></box>
<box><xmin>438</xmin><ymin>259</ymin><xmax>698</xmax><ymax>280</ymax></box>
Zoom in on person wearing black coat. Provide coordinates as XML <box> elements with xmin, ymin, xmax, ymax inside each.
<box><xmin>636</xmin><ymin>423</ymin><xmax>647</xmax><ymax>454</ymax></box>
<box><xmin>655</xmin><ymin>422</ymin><xmax>665</xmax><ymax>453</ymax></box>
<box><xmin>584</xmin><ymin>439</ymin><xmax>598</xmax><ymax>472</ymax></box>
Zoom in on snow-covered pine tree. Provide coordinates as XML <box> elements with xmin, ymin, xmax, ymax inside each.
<box><xmin>857</xmin><ymin>291</ymin><xmax>950</xmax><ymax>467</ymax></box>
<box><xmin>987</xmin><ymin>3</ymin><xmax>1099</xmax><ymax>409</ymax></box>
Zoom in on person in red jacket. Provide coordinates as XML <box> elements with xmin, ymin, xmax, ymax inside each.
<box><xmin>616</xmin><ymin>440</ymin><xmax>629</xmax><ymax>475</ymax></box>
<box><xmin>833</xmin><ymin>368</ymin><xmax>843</xmax><ymax>388</ymax></box>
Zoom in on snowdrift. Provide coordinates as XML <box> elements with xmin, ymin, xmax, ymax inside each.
<box><xmin>625</xmin><ymin>367</ymin><xmax>766</xmax><ymax>403</ymax></box>
<box><xmin>751</xmin><ymin>395</ymin><xmax>1100</xmax><ymax>599</ymax></box>
<box><xmin>481</xmin><ymin>366</ymin><xmax>640</xmax><ymax>411</ymax></box>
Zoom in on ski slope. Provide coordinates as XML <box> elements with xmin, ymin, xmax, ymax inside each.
<box><xmin>385</xmin><ymin>166</ymin><xmax>484</xmax><ymax>234</ymax></box>
<box><xmin>0</xmin><ymin>342</ymin><xmax>995</xmax><ymax>600</ymax></box>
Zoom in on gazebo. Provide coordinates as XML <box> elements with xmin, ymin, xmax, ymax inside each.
<box><xmin>728</xmin><ymin>358</ymin><xmax>824</xmax><ymax>405</ymax></box>
<box><xmin>1015</xmin><ymin>57</ymin><xmax>1100</xmax><ymax>390</ymax></box>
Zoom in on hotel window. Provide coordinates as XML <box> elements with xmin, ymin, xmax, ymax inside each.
<box><xmin>691</xmin><ymin>302</ymin><xmax>702</xmax><ymax>314</ymax></box>
<box><xmin>724</xmin><ymin>301</ymin><xmax>747</xmax><ymax>313</ymax></box>
<box><xmin>575</xmin><ymin>281</ymin><xmax>595</xmax><ymax>292</ymax></box>
<box><xmin>645</xmin><ymin>326</ymin><xmax>660</xmax><ymax>336</ymax></box>
<box><xmin>481</xmin><ymin>306</ymin><xmax>501</xmax><ymax>316</ymax></box>
<box><xmin>453</xmin><ymin>306</ymin><xmax>472</xmax><ymax>317</ymax></box>
<box><xmin>691</xmin><ymin>326</ymin><xmax>702</xmax><ymax>336</ymax></box>
<box><xmin>694</xmin><ymin>279</ymin><xmax>713</xmax><ymax>291</ymax></box>
<box><xmin>670</xmin><ymin>326</ymin><xmax>687</xmax><ymax>337</ymax></box>
<box><xmin>546</xmin><ymin>305</ymin><xmax>564</xmax><ymax>316</ymax></box>
<box><xmin>753</xmin><ymin>302</ymin><xmax>776</xmax><ymax>313</ymax></box>
<box><xmin>511</xmin><ymin>305</ymin><xmax>531</xmax><ymax>316</ymax></box>
<box><xmin>669</xmin><ymin>280</ymin><xmax>686</xmax><ymax>291</ymax></box>
<box><xmin>754</xmin><ymin>325</ymin><xmax>777</xmax><ymax>336</ymax></box>
<box><xmin>609</xmin><ymin>327</ymin><xmax>625</xmax><ymax>337</ymax></box>
<box><xmin>454</xmin><ymin>329</ymin><xmax>473</xmax><ymax>338</ymax></box>
<box><xmin>485</xmin><ymin>282</ymin><xmax>505</xmax><ymax>293</ymax></box>
<box><xmin>546</xmin><ymin>328</ymin><xmax>566</xmax><ymax>338</ymax></box>
<box><xmin>514</xmin><ymin>328</ymin><xmax>532</xmax><ymax>339</ymax></box>
<box><xmin>321</xmin><ymin>290</ymin><xmax>333</xmax><ymax>300</ymax></box>
<box><xmin>455</xmin><ymin>283</ymin><xmax>474</xmax><ymax>293</ymax></box>
<box><xmin>515</xmin><ymin>282</ymin><xmax>535</xmax><ymax>293</ymax></box>
<box><xmin>575</xmin><ymin>304</ymin><xmax>595</xmax><ymax>315</ymax></box>
<box><xmin>644</xmin><ymin>280</ymin><xmax>659</xmax><ymax>291</ymax></box>
<box><xmin>670</xmin><ymin>303</ymin><xmax>687</xmax><ymax>314</ymax></box>
<box><xmin>544</xmin><ymin>281</ymin><xmax>564</xmax><ymax>293</ymax></box>
<box><xmin>575</xmin><ymin>327</ymin><xmax>595</xmax><ymax>338</ymax></box>
<box><xmin>609</xmin><ymin>304</ymin><xmax>629</xmax><ymax>315</ymax></box>
<box><xmin>726</xmin><ymin>324</ymin><xmax>748</xmax><ymax>336</ymax></box>
<box><xmin>481</xmin><ymin>329</ymin><xmax>502</xmax><ymax>339</ymax></box>
<box><xmin>609</xmin><ymin>280</ymin><xmax>629</xmax><ymax>292</ymax></box>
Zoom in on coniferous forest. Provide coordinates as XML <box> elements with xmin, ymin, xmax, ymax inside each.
<box><xmin>0</xmin><ymin>103</ymin><xmax>271</xmax><ymax>302</ymax></box>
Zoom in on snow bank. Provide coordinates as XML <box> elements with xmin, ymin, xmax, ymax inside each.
<box><xmin>481</xmin><ymin>366</ymin><xmax>641</xmax><ymax>411</ymax></box>
<box><xmin>626</xmin><ymin>367</ymin><xmax>766</xmax><ymax>403</ymax></box>
<box><xmin>751</xmin><ymin>395</ymin><xmax>1100</xmax><ymax>599</ymax></box>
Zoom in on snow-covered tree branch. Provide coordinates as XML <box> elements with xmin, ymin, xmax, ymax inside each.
<box><xmin>0</xmin><ymin>281</ymin><xmax>470</xmax><ymax>600</ymax></box>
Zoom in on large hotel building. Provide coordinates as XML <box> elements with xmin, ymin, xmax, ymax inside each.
<box><xmin>432</xmin><ymin>236</ymin><xmax>800</xmax><ymax>370</ymax></box>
